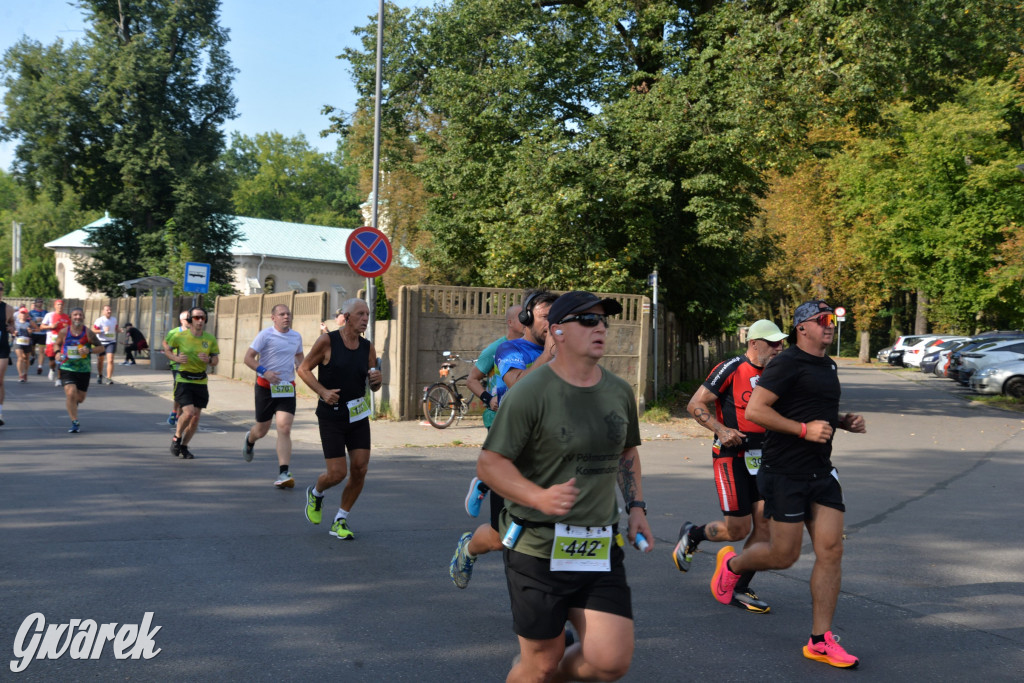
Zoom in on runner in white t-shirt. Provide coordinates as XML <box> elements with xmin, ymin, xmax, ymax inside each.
<box><xmin>241</xmin><ymin>304</ymin><xmax>304</xmax><ymax>488</ymax></box>
<box><xmin>92</xmin><ymin>305</ymin><xmax>118</xmax><ymax>385</ymax></box>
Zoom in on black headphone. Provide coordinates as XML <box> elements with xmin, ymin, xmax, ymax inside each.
<box><xmin>187</xmin><ymin>307</ymin><xmax>208</xmax><ymax>322</ymax></box>
<box><xmin>518</xmin><ymin>291</ymin><xmax>541</xmax><ymax>327</ymax></box>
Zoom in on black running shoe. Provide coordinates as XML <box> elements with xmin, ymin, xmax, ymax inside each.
<box><xmin>672</xmin><ymin>521</ymin><xmax>698</xmax><ymax>572</ymax></box>
<box><xmin>171</xmin><ymin>438</ymin><xmax>182</xmax><ymax>457</ymax></box>
<box><xmin>731</xmin><ymin>589</ymin><xmax>771</xmax><ymax>614</ymax></box>
<box><xmin>179</xmin><ymin>444</ymin><xmax>194</xmax><ymax>459</ymax></box>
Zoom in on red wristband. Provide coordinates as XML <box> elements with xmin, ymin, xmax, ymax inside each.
<box><xmin>799</xmin><ymin>422</ymin><xmax>807</xmax><ymax>439</ymax></box>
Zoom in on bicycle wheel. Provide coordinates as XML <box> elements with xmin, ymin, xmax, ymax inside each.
<box><xmin>423</xmin><ymin>383</ymin><xmax>458</xmax><ymax>429</ymax></box>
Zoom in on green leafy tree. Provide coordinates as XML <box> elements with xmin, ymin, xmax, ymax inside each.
<box><xmin>222</xmin><ymin>132</ymin><xmax>363</xmax><ymax>227</ymax></box>
<box><xmin>0</xmin><ymin>171</ymin><xmax>87</xmax><ymax>297</ymax></box>
<box><xmin>1</xmin><ymin>0</ymin><xmax>239</xmax><ymax>296</ymax></box>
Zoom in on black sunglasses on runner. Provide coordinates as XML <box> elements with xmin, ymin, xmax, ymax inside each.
<box><xmin>559</xmin><ymin>312</ymin><xmax>609</xmax><ymax>328</ymax></box>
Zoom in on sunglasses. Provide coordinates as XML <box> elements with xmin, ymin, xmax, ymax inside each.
<box><xmin>191</xmin><ymin>316</ymin><xmax>206</xmax><ymax>321</ymax></box>
<box><xmin>809</xmin><ymin>313</ymin><xmax>837</xmax><ymax>328</ymax></box>
<box><xmin>760</xmin><ymin>339</ymin><xmax>783</xmax><ymax>348</ymax></box>
<box><xmin>559</xmin><ymin>313</ymin><xmax>609</xmax><ymax>328</ymax></box>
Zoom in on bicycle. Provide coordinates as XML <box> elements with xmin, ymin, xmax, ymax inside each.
<box><xmin>422</xmin><ymin>351</ymin><xmax>478</xmax><ymax>429</ymax></box>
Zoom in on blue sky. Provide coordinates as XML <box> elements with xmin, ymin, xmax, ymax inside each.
<box><xmin>0</xmin><ymin>0</ymin><xmax>432</xmax><ymax>171</ymax></box>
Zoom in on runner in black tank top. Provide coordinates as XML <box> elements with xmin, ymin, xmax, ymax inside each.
<box><xmin>297</xmin><ymin>299</ymin><xmax>383</xmax><ymax>541</ymax></box>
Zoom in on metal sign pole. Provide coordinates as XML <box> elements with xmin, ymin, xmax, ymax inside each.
<box><xmin>366</xmin><ymin>0</ymin><xmax>385</xmax><ymax>413</ymax></box>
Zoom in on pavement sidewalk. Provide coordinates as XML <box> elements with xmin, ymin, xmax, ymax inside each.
<box><xmin>107</xmin><ymin>359</ymin><xmax>698</xmax><ymax>450</ymax></box>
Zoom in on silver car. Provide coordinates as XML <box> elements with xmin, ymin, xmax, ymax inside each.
<box><xmin>969</xmin><ymin>359</ymin><xmax>1024</xmax><ymax>398</ymax></box>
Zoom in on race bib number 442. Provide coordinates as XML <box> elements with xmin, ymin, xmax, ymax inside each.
<box><xmin>550</xmin><ymin>524</ymin><xmax>612</xmax><ymax>572</ymax></box>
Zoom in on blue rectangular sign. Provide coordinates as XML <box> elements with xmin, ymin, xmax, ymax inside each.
<box><xmin>183</xmin><ymin>262</ymin><xmax>211</xmax><ymax>293</ymax></box>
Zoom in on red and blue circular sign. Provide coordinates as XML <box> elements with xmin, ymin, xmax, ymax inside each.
<box><xmin>345</xmin><ymin>226</ymin><xmax>392</xmax><ymax>278</ymax></box>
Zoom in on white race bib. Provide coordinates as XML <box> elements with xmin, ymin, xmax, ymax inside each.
<box><xmin>66</xmin><ymin>346</ymin><xmax>85</xmax><ymax>359</ymax></box>
<box><xmin>550</xmin><ymin>524</ymin><xmax>612</xmax><ymax>572</ymax></box>
<box><xmin>15</xmin><ymin>336</ymin><xmax>31</xmax><ymax>346</ymax></box>
<box><xmin>744</xmin><ymin>449</ymin><xmax>762</xmax><ymax>475</ymax></box>
<box><xmin>271</xmin><ymin>382</ymin><xmax>295</xmax><ymax>398</ymax></box>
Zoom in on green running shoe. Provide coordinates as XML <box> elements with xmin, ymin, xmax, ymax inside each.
<box><xmin>329</xmin><ymin>518</ymin><xmax>354</xmax><ymax>540</ymax></box>
<box><xmin>305</xmin><ymin>486</ymin><xmax>323</xmax><ymax>525</ymax></box>
<box><xmin>449</xmin><ymin>532</ymin><xmax>476</xmax><ymax>589</ymax></box>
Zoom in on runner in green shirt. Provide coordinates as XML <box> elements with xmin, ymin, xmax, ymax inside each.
<box><xmin>477</xmin><ymin>291</ymin><xmax>652</xmax><ymax>683</ymax></box>
<box><xmin>162</xmin><ymin>307</ymin><xmax>219</xmax><ymax>459</ymax></box>
<box><xmin>54</xmin><ymin>307</ymin><xmax>103</xmax><ymax>433</ymax></box>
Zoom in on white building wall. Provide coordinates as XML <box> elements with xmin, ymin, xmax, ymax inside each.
<box><xmin>53</xmin><ymin>248</ymin><xmax>99</xmax><ymax>300</ymax></box>
<box><xmin>232</xmin><ymin>255</ymin><xmax>365</xmax><ymax>313</ymax></box>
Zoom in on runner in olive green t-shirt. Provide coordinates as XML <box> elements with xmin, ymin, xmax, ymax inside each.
<box><xmin>477</xmin><ymin>290</ymin><xmax>653</xmax><ymax>683</ymax></box>
<box><xmin>162</xmin><ymin>308</ymin><xmax>219</xmax><ymax>459</ymax></box>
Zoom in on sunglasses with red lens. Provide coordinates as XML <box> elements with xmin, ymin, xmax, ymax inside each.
<box><xmin>812</xmin><ymin>313</ymin><xmax>837</xmax><ymax>328</ymax></box>
<box><xmin>191</xmin><ymin>315</ymin><xmax>206</xmax><ymax>321</ymax></box>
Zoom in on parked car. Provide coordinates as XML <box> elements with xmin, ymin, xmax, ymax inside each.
<box><xmin>969</xmin><ymin>359</ymin><xmax>1024</xmax><ymax>398</ymax></box>
<box><xmin>949</xmin><ymin>333</ymin><xmax>1024</xmax><ymax>382</ymax></box>
<box><xmin>888</xmin><ymin>335</ymin><xmax>937</xmax><ymax>367</ymax></box>
<box><xmin>924</xmin><ymin>340</ymin><xmax>971</xmax><ymax>376</ymax></box>
<box><xmin>904</xmin><ymin>335</ymin><xmax>958</xmax><ymax>368</ymax></box>
<box><xmin>956</xmin><ymin>338</ymin><xmax>1024</xmax><ymax>385</ymax></box>
<box><xmin>877</xmin><ymin>346</ymin><xmax>893</xmax><ymax>363</ymax></box>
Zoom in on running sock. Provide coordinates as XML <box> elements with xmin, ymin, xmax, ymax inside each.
<box><xmin>690</xmin><ymin>524</ymin><xmax>707</xmax><ymax>544</ymax></box>
<box><xmin>335</xmin><ymin>508</ymin><xmax>349</xmax><ymax>522</ymax></box>
<box><xmin>312</xmin><ymin>487</ymin><xmax>324</xmax><ymax>497</ymax></box>
<box><xmin>735</xmin><ymin>571</ymin><xmax>755</xmax><ymax>592</ymax></box>
<box><xmin>810</xmin><ymin>634</ymin><xmax>826</xmax><ymax>645</ymax></box>
<box><xmin>279</xmin><ymin>465</ymin><xmax>289</xmax><ymax>475</ymax></box>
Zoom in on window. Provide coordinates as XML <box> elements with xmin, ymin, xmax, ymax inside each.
<box><xmin>263</xmin><ymin>276</ymin><xmax>276</xmax><ymax>294</ymax></box>
<box><xmin>307</xmin><ymin>279</ymin><xmax>317</xmax><ymax>293</ymax></box>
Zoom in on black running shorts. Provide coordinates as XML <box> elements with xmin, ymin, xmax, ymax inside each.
<box><xmin>60</xmin><ymin>370</ymin><xmax>91</xmax><ymax>392</ymax></box>
<box><xmin>317</xmin><ymin>416</ymin><xmax>371</xmax><ymax>459</ymax></box>
<box><xmin>503</xmin><ymin>544</ymin><xmax>632</xmax><ymax>640</ymax></box>
<box><xmin>758</xmin><ymin>468</ymin><xmax>845</xmax><ymax>523</ymax></box>
<box><xmin>254</xmin><ymin>384</ymin><xmax>297</xmax><ymax>423</ymax></box>
<box><xmin>174</xmin><ymin>382</ymin><xmax>210</xmax><ymax>409</ymax></box>
<box><xmin>713</xmin><ymin>454</ymin><xmax>762</xmax><ymax>517</ymax></box>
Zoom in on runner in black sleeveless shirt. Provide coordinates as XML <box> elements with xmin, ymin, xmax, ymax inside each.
<box><xmin>297</xmin><ymin>298</ymin><xmax>382</xmax><ymax>541</ymax></box>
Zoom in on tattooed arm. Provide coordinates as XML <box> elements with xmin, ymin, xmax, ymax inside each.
<box><xmin>686</xmin><ymin>385</ymin><xmax>745</xmax><ymax>447</ymax></box>
<box><xmin>618</xmin><ymin>446</ymin><xmax>653</xmax><ymax>551</ymax></box>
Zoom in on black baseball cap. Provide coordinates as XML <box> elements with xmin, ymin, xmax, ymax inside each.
<box><xmin>548</xmin><ymin>291</ymin><xmax>624</xmax><ymax>325</ymax></box>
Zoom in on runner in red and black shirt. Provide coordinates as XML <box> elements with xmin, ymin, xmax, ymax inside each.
<box><xmin>673</xmin><ymin>319</ymin><xmax>788</xmax><ymax>613</ymax></box>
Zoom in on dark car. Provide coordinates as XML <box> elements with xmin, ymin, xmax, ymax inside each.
<box><xmin>921</xmin><ymin>339</ymin><xmax>969</xmax><ymax>375</ymax></box>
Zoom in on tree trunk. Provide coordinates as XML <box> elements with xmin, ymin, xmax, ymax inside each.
<box><xmin>915</xmin><ymin>289</ymin><xmax>929</xmax><ymax>334</ymax></box>
<box><xmin>858</xmin><ymin>329</ymin><xmax>871</xmax><ymax>363</ymax></box>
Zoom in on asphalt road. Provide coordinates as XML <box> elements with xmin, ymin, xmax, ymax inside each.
<box><xmin>1</xmin><ymin>363</ymin><xmax>1022</xmax><ymax>681</ymax></box>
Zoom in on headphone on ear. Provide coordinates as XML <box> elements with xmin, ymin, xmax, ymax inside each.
<box><xmin>798</xmin><ymin>326</ymin><xmax>805</xmax><ymax>332</ymax></box>
<box><xmin>518</xmin><ymin>291</ymin><xmax>540</xmax><ymax>327</ymax></box>
<box><xmin>554</xmin><ymin>329</ymin><xmax>564</xmax><ymax>336</ymax></box>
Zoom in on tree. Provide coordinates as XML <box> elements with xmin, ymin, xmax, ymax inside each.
<box><xmin>221</xmin><ymin>132</ymin><xmax>363</xmax><ymax>227</ymax></box>
<box><xmin>337</xmin><ymin>1</ymin><xmax>1024</xmax><ymax>338</ymax></box>
<box><xmin>1</xmin><ymin>0</ymin><xmax>239</xmax><ymax>296</ymax></box>
<box><xmin>0</xmin><ymin>171</ymin><xmax>87</xmax><ymax>297</ymax></box>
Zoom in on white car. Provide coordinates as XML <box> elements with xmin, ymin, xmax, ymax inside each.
<box><xmin>902</xmin><ymin>335</ymin><xmax>951</xmax><ymax>368</ymax></box>
<box><xmin>894</xmin><ymin>335</ymin><xmax>941</xmax><ymax>367</ymax></box>
<box><xmin>969</xmin><ymin>359</ymin><xmax>1024</xmax><ymax>398</ymax></box>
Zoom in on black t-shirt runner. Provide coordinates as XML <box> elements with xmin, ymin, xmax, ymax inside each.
<box><xmin>756</xmin><ymin>345</ymin><xmax>842</xmax><ymax>475</ymax></box>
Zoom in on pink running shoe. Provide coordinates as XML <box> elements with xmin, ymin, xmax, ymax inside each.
<box><xmin>803</xmin><ymin>631</ymin><xmax>859</xmax><ymax>668</ymax></box>
<box><xmin>710</xmin><ymin>546</ymin><xmax>740</xmax><ymax>604</ymax></box>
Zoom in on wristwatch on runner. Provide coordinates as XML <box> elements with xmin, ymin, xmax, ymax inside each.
<box><xmin>626</xmin><ymin>500</ymin><xmax>647</xmax><ymax>515</ymax></box>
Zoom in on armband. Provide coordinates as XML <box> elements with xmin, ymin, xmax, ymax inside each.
<box><xmin>799</xmin><ymin>422</ymin><xmax>807</xmax><ymax>439</ymax></box>
<box><xmin>480</xmin><ymin>391</ymin><xmax>493</xmax><ymax>405</ymax></box>
<box><xmin>256</xmin><ymin>365</ymin><xmax>267</xmax><ymax>377</ymax></box>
